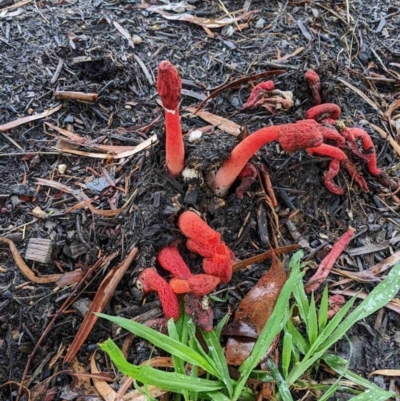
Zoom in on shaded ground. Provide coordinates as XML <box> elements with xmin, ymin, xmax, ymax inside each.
<box><xmin>1</xmin><ymin>0</ymin><xmax>400</xmax><ymax>399</ymax></box>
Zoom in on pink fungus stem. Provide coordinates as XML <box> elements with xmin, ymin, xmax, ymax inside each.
<box><xmin>157</xmin><ymin>60</ymin><xmax>184</xmax><ymax>178</ymax></box>
<box><xmin>137</xmin><ymin>268</ymin><xmax>180</xmax><ymax>320</ymax></box>
<box><xmin>212</xmin><ymin>120</ymin><xmax>325</xmax><ymax>197</ymax></box>
<box><xmin>305</xmin><ymin>228</ymin><xmax>355</xmax><ymax>293</ymax></box>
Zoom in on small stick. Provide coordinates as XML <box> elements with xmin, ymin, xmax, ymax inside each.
<box><xmin>54</xmin><ymin>91</ymin><xmax>98</xmax><ymax>102</ymax></box>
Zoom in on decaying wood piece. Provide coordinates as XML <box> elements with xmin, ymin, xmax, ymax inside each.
<box><xmin>0</xmin><ymin>237</ymin><xmax>62</xmax><ymax>284</ymax></box>
<box><xmin>54</xmin><ymin>91</ymin><xmax>98</xmax><ymax>102</ymax></box>
<box><xmin>25</xmin><ymin>238</ymin><xmax>53</xmax><ymax>264</ymax></box>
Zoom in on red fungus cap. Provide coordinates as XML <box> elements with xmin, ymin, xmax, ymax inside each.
<box><xmin>137</xmin><ymin>268</ymin><xmax>180</xmax><ymax>320</ymax></box>
<box><xmin>178</xmin><ymin>211</ymin><xmax>221</xmax><ymax>253</ymax></box>
<box><xmin>203</xmin><ymin>242</ymin><xmax>233</xmax><ymax>284</ymax></box>
<box><xmin>157</xmin><ymin>60</ymin><xmax>182</xmax><ymax>110</ymax></box>
<box><xmin>157</xmin><ymin>246</ymin><xmax>192</xmax><ymax>280</ymax></box>
<box><xmin>156</xmin><ymin>60</ymin><xmax>185</xmax><ymax>177</ymax></box>
<box><xmin>304</xmin><ymin>70</ymin><xmax>321</xmax><ymax>105</ymax></box>
<box><xmin>305</xmin><ymin>103</ymin><xmax>341</xmax><ymax>121</ymax></box>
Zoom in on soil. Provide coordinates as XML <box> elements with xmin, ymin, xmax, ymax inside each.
<box><xmin>1</xmin><ymin>0</ymin><xmax>400</xmax><ymax>400</ymax></box>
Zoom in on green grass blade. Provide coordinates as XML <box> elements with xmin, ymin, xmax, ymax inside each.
<box><xmin>347</xmin><ymin>389</ymin><xmax>397</xmax><ymax>401</ymax></box>
<box><xmin>99</xmin><ymin>338</ymin><xmax>224</xmax><ymax>393</ymax></box>
<box><xmin>287</xmin><ymin>260</ymin><xmax>400</xmax><ymax>385</ymax></box>
<box><xmin>168</xmin><ymin>319</ymin><xmax>186</xmax><ymax>375</ymax></box>
<box><xmin>318</xmin><ymin>286</ymin><xmax>329</xmax><ymax>331</ymax></box>
<box><xmin>268</xmin><ymin>359</ymin><xmax>294</xmax><ymax>401</ymax></box>
<box><xmin>96</xmin><ymin>313</ymin><xmax>219</xmax><ymax>377</ymax></box>
<box><xmin>202</xmin><ymin>330</ymin><xmax>234</xmax><ymax>397</ymax></box>
<box><xmin>203</xmin><ymin>392</ymin><xmax>231</xmax><ymax>401</ymax></box>
<box><xmin>281</xmin><ymin>330</ymin><xmax>292</xmax><ymax>378</ymax></box>
<box><xmin>285</xmin><ymin>319</ymin><xmax>309</xmax><ymax>355</ymax></box>
<box><xmin>323</xmin><ymin>353</ymin><xmax>396</xmax><ymax>398</ymax></box>
<box><xmin>306</xmin><ymin>293</ymin><xmax>318</xmax><ymax>345</ymax></box>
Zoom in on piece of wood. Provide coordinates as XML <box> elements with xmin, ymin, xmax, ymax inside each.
<box><xmin>25</xmin><ymin>238</ymin><xmax>53</xmax><ymax>264</ymax></box>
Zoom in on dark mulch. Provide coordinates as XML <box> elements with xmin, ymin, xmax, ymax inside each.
<box><xmin>1</xmin><ymin>0</ymin><xmax>400</xmax><ymax>399</ymax></box>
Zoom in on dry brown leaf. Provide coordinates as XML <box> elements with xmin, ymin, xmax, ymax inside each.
<box><xmin>185</xmin><ymin>107</ymin><xmax>241</xmax><ymax>136</ymax></box>
<box><xmin>368</xmin><ymin>122</ymin><xmax>400</xmax><ymax>157</ymax></box>
<box><xmin>385</xmin><ymin>99</ymin><xmax>400</xmax><ymax>137</ymax></box>
<box><xmin>336</xmin><ymin>77</ymin><xmax>381</xmax><ymax>113</ymax></box>
<box><xmin>90</xmin><ymin>353</ymin><xmax>117</xmax><ymax>401</ymax></box>
<box><xmin>147</xmin><ymin>8</ymin><xmax>257</xmax><ymax>30</ymax></box>
<box><xmin>0</xmin><ymin>104</ymin><xmax>62</xmax><ymax>132</ymax></box>
<box><xmin>64</xmin><ymin>247</ymin><xmax>138</xmax><ymax>363</ymax></box>
<box><xmin>369</xmin><ymin>369</ymin><xmax>400</xmax><ymax>377</ymax></box>
<box><xmin>225</xmin><ymin>252</ymin><xmax>287</xmax><ymax>365</ymax></box>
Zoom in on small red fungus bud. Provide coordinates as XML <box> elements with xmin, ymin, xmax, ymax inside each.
<box><xmin>157</xmin><ymin>60</ymin><xmax>184</xmax><ymax>178</ymax></box>
<box><xmin>212</xmin><ymin>120</ymin><xmax>325</xmax><ymax>197</ymax></box>
<box><xmin>203</xmin><ymin>242</ymin><xmax>233</xmax><ymax>284</ymax></box>
<box><xmin>305</xmin><ymin>103</ymin><xmax>341</xmax><ymax>122</ymax></box>
<box><xmin>241</xmin><ymin>80</ymin><xmax>275</xmax><ymax>109</ymax></box>
<box><xmin>305</xmin><ymin>70</ymin><xmax>322</xmax><ymax>105</ymax></box>
<box><xmin>157</xmin><ymin>246</ymin><xmax>192</xmax><ymax>280</ymax></box>
<box><xmin>178</xmin><ymin>211</ymin><xmax>221</xmax><ymax>253</ymax></box>
<box><xmin>327</xmin><ymin>294</ymin><xmax>345</xmax><ymax>318</ymax></box>
<box><xmin>137</xmin><ymin>268</ymin><xmax>180</xmax><ymax>320</ymax></box>
<box><xmin>170</xmin><ymin>274</ymin><xmax>220</xmax><ymax>296</ymax></box>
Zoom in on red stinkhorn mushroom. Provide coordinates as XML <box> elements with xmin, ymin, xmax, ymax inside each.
<box><xmin>157</xmin><ymin>246</ymin><xmax>192</xmax><ymax>280</ymax></box>
<box><xmin>169</xmin><ymin>274</ymin><xmax>220</xmax><ymax>296</ymax></box>
<box><xmin>178</xmin><ymin>211</ymin><xmax>221</xmax><ymax>252</ymax></box>
<box><xmin>305</xmin><ymin>228</ymin><xmax>355</xmax><ymax>293</ymax></box>
<box><xmin>157</xmin><ymin>60</ymin><xmax>184</xmax><ymax>178</ymax></box>
<box><xmin>212</xmin><ymin>119</ymin><xmax>326</xmax><ymax>197</ymax></box>
<box><xmin>305</xmin><ymin>70</ymin><xmax>322</xmax><ymax>105</ymax></box>
<box><xmin>137</xmin><ymin>268</ymin><xmax>180</xmax><ymax>320</ymax></box>
<box><xmin>241</xmin><ymin>81</ymin><xmax>275</xmax><ymax>109</ymax></box>
<box><xmin>305</xmin><ymin>103</ymin><xmax>341</xmax><ymax>122</ymax></box>
<box><xmin>203</xmin><ymin>242</ymin><xmax>233</xmax><ymax>284</ymax></box>
<box><xmin>178</xmin><ymin>210</ymin><xmax>234</xmax><ymax>283</ymax></box>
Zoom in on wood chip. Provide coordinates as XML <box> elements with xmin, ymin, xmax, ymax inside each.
<box><xmin>25</xmin><ymin>238</ymin><xmax>53</xmax><ymax>264</ymax></box>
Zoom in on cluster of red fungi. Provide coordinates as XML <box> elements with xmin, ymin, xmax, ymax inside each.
<box><xmin>137</xmin><ymin>61</ymin><xmax>397</xmax><ymax>327</ymax></box>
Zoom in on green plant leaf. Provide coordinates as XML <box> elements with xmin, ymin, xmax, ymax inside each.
<box><xmin>96</xmin><ymin>313</ymin><xmax>220</xmax><ymax>377</ymax></box>
<box><xmin>318</xmin><ymin>286</ymin><xmax>329</xmax><ymax>331</ymax></box>
<box><xmin>306</xmin><ymin>293</ymin><xmax>318</xmax><ymax>345</ymax></box>
<box><xmin>285</xmin><ymin>319</ymin><xmax>309</xmax><ymax>355</ymax></box>
<box><xmin>323</xmin><ymin>353</ymin><xmax>396</xmax><ymax>399</ymax></box>
<box><xmin>99</xmin><ymin>338</ymin><xmax>224</xmax><ymax>393</ymax></box>
<box><xmin>287</xmin><ymin>260</ymin><xmax>400</xmax><ymax>385</ymax></box>
<box><xmin>268</xmin><ymin>358</ymin><xmax>294</xmax><ymax>401</ymax></box>
<box><xmin>281</xmin><ymin>330</ymin><xmax>292</xmax><ymax>378</ymax></box>
<box><xmin>202</xmin><ymin>330</ymin><xmax>234</xmax><ymax>397</ymax></box>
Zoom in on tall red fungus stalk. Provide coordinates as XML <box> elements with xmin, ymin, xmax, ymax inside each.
<box><xmin>157</xmin><ymin>60</ymin><xmax>185</xmax><ymax>177</ymax></box>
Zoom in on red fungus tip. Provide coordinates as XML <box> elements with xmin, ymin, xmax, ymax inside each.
<box><xmin>137</xmin><ymin>268</ymin><xmax>180</xmax><ymax>320</ymax></box>
<box><xmin>305</xmin><ymin>70</ymin><xmax>322</xmax><ymax>105</ymax></box>
<box><xmin>203</xmin><ymin>242</ymin><xmax>233</xmax><ymax>284</ymax></box>
<box><xmin>169</xmin><ymin>277</ymin><xmax>191</xmax><ymax>294</ymax></box>
<box><xmin>242</xmin><ymin>80</ymin><xmax>276</xmax><ymax>109</ymax></box>
<box><xmin>157</xmin><ymin>246</ymin><xmax>192</xmax><ymax>280</ymax></box>
<box><xmin>178</xmin><ymin>211</ymin><xmax>221</xmax><ymax>252</ymax></box>
<box><xmin>156</xmin><ymin>60</ymin><xmax>185</xmax><ymax>178</ymax></box>
<box><xmin>305</xmin><ymin>103</ymin><xmax>341</xmax><ymax>121</ymax></box>
<box><xmin>157</xmin><ymin>60</ymin><xmax>182</xmax><ymax>110</ymax></box>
